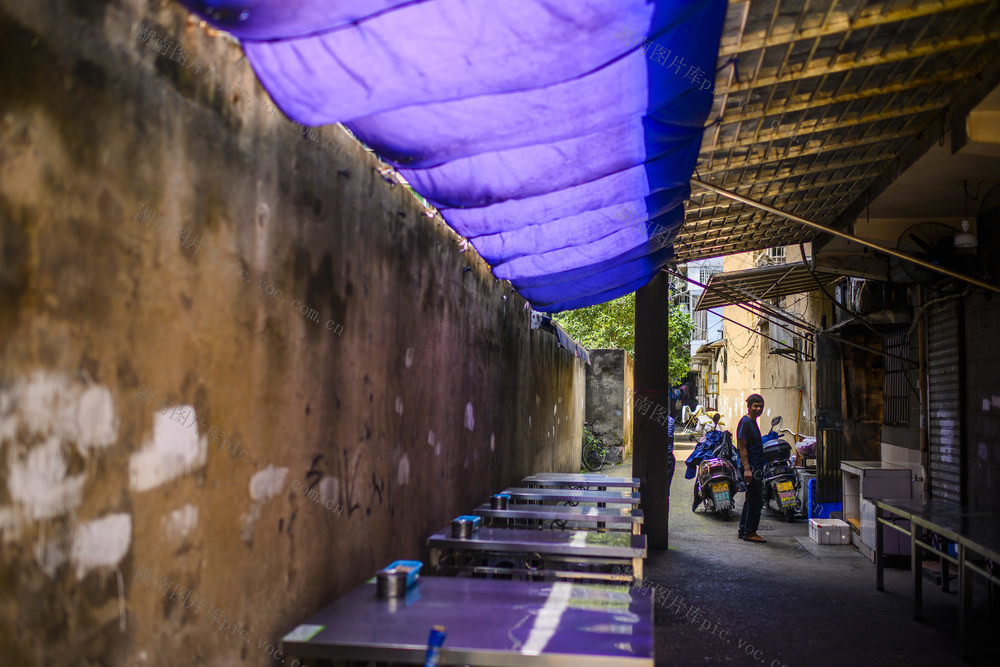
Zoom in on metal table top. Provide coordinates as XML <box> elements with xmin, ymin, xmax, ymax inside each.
<box><xmin>502</xmin><ymin>487</ymin><xmax>641</xmax><ymax>505</ymax></box>
<box><xmin>280</xmin><ymin>576</ymin><xmax>653</xmax><ymax>665</ymax></box>
<box><xmin>428</xmin><ymin>527</ymin><xmax>647</xmax><ymax>558</ymax></box>
<box><xmin>523</xmin><ymin>474</ymin><xmax>641</xmax><ymax>489</ymax></box>
<box><xmin>473</xmin><ymin>504</ymin><xmax>644</xmax><ymax>525</ymax></box>
<box><xmin>876</xmin><ymin>499</ymin><xmax>992</xmax><ymax>538</ymax></box>
<box><xmin>876</xmin><ymin>498</ymin><xmax>1000</xmax><ymax>560</ymax></box>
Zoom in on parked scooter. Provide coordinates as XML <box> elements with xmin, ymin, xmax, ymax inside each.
<box><xmin>681</xmin><ymin>404</ymin><xmax>727</xmax><ymax>441</ymax></box>
<box><xmin>688</xmin><ymin>421</ymin><xmax>741</xmax><ymax>519</ymax></box>
<box><xmin>761</xmin><ymin>416</ymin><xmax>800</xmax><ymax>522</ymax></box>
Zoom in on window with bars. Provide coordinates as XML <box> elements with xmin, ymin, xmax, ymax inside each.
<box><xmin>699</xmin><ymin>264</ymin><xmax>722</xmax><ymax>284</ymax></box>
<box><xmin>706</xmin><ymin>372</ymin><xmax>719</xmax><ymax>396</ymax></box>
<box><xmin>754</xmin><ymin>247</ymin><xmax>786</xmax><ymax>267</ymax></box>
<box><xmin>883</xmin><ymin>329</ymin><xmax>910</xmax><ymax>426</ymax></box>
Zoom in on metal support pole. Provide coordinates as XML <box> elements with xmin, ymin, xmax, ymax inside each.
<box><xmin>634</xmin><ymin>272</ymin><xmax>670</xmax><ymax>550</ymax></box>
<box><xmin>690</xmin><ymin>179</ymin><xmax>1000</xmax><ymax>295</ymax></box>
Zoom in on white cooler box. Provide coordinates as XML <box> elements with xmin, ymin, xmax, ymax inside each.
<box><xmin>809</xmin><ymin>518</ymin><xmax>851</xmax><ymax>545</ymax></box>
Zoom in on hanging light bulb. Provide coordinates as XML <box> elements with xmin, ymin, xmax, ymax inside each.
<box><xmin>955</xmin><ymin>180</ymin><xmax>978</xmax><ymax>249</ymax></box>
<box><xmin>954</xmin><ymin>219</ymin><xmax>977</xmax><ymax>249</ymax></box>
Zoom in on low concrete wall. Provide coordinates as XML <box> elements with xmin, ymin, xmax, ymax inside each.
<box><xmin>0</xmin><ymin>1</ymin><xmax>585</xmax><ymax>664</ymax></box>
<box><xmin>585</xmin><ymin>349</ymin><xmax>634</xmax><ymax>461</ymax></box>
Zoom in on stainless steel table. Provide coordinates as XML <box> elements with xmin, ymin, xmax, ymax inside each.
<box><xmin>473</xmin><ymin>504</ymin><xmax>644</xmax><ymax>535</ymax></box>
<box><xmin>522</xmin><ymin>473</ymin><xmax>641</xmax><ymax>490</ymax></box>
<box><xmin>501</xmin><ymin>487</ymin><xmax>641</xmax><ymax>506</ymax></box>
<box><xmin>875</xmin><ymin>498</ymin><xmax>1000</xmax><ymax>657</ymax></box>
<box><xmin>428</xmin><ymin>526</ymin><xmax>646</xmax><ymax>585</ymax></box>
<box><xmin>280</xmin><ymin>576</ymin><xmax>653</xmax><ymax>665</ymax></box>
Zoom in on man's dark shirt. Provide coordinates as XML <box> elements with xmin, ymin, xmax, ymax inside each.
<box><xmin>737</xmin><ymin>415</ymin><xmax>765</xmax><ymax>471</ymax></box>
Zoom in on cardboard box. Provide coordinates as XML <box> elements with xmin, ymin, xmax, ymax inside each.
<box><xmin>809</xmin><ymin>518</ymin><xmax>851</xmax><ymax>545</ymax></box>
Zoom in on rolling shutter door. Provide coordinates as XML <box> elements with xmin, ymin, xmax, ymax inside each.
<box><xmin>927</xmin><ymin>298</ymin><xmax>961</xmax><ymax>504</ymax></box>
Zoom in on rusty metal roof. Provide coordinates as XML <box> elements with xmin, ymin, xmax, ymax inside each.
<box><xmin>695</xmin><ymin>262</ymin><xmax>840</xmax><ymax>310</ymax></box>
<box><xmin>674</xmin><ymin>0</ymin><xmax>1000</xmax><ymax>262</ymax></box>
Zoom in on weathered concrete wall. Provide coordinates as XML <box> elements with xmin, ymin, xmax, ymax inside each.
<box><xmin>0</xmin><ymin>1</ymin><xmax>585</xmax><ymax>664</ymax></box>
<box><xmin>585</xmin><ymin>349</ymin><xmax>634</xmax><ymax>461</ymax></box>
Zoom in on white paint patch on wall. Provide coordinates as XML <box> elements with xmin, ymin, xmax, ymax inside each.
<box><xmin>465</xmin><ymin>402</ymin><xmax>475</xmax><ymax>431</ymax></box>
<box><xmin>427</xmin><ymin>429</ymin><xmax>435</xmax><ymax>446</ymax></box>
<box><xmin>8</xmin><ymin>436</ymin><xmax>87</xmax><ymax>520</ymax></box>
<box><xmin>319</xmin><ymin>476</ymin><xmax>339</xmax><ymax>504</ymax></box>
<box><xmin>130</xmin><ymin>409</ymin><xmax>207</xmax><ymax>492</ymax></box>
<box><xmin>17</xmin><ymin>372</ymin><xmax>75</xmax><ymax>438</ymax></box>
<box><xmin>0</xmin><ymin>507</ymin><xmax>22</xmax><ymax>542</ymax></box>
<box><xmin>0</xmin><ymin>372</ymin><xmax>119</xmax><ymax>450</ymax></box>
<box><xmin>71</xmin><ymin>513</ymin><xmax>132</xmax><ymax>579</ymax></box>
<box><xmin>75</xmin><ymin>385</ymin><xmax>118</xmax><ymax>454</ymax></box>
<box><xmin>405</xmin><ymin>347</ymin><xmax>415</xmax><ymax>368</ymax></box>
<box><xmin>395</xmin><ymin>397</ymin><xmax>404</xmax><ymax>416</ymax></box>
<box><xmin>163</xmin><ymin>504</ymin><xmax>199</xmax><ymax>542</ymax></box>
<box><xmin>240</xmin><ymin>465</ymin><xmax>288</xmax><ymax>544</ymax></box>
<box><xmin>490</xmin><ymin>433</ymin><xmax>495</xmax><ymax>452</ymax></box>
<box><xmin>35</xmin><ymin>535</ymin><xmax>67</xmax><ymax>578</ymax></box>
<box><xmin>0</xmin><ymin>374</ymin><xmax>119</xmax><ymax>523</ymax></box>
<box><xmin>249</xmin><ymin>466</ymin><xmax>289</xmax><ymax>502</ymax></box>
<box><xmin>397</xmin><ymin>454</ymin><xmax>410</xmax><ymax>485</ymax></box>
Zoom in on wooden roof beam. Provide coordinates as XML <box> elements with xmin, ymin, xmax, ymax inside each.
<box><xmin>695</xmin><ymin>126</ymin><xmax>921</xmax><ymax>175</ymax></box>
<box><xmin>719</xmin><ymin>29</ymin><xmax>1000</xmax><ymax>95</ymax></box>
<box><xmin>717</xmin><ymin>69</ymin><xmax>973</xmax><ymax>127</ymax></box>
<box><xmin>718</xmin><ymin>0</ymin><xmax>994</xmax><ymax>57</ymax></box>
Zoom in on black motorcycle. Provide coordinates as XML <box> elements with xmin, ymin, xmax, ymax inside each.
<box><xmin>760</xmin><ymin>416</ymin><xmax>800</xmax><ymax>522</ymax></box>
<box><xmin>690</xmin><ymin>428</ymin><xmax>741</xmax><ymax>520</ymax></box>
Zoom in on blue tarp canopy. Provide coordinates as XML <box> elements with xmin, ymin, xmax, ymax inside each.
<box><xmin>180</xmin><ymin>0</ymin><xmax>726</xmax><ymax>312</ymax></box>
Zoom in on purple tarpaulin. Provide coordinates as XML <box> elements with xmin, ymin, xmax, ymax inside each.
<box><xmin>178</xmin><ymin>0</ymin><xmax>726</xmax><ymax>311</ymax></box>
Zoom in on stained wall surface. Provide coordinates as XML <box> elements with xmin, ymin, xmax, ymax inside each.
<box><xmin>0</xmin><ymin>1</ymin><xmax>585</xmax><ymax>664</ymax></box>
<box><xmin>715</xmin><ymin>248</ymin><xmax>828</xmax><ymax>438</ymax></box>
<box><xmin>585</xmin><ymin>349</ymin><xmax>634</xmax><ymax>460</ymax></box>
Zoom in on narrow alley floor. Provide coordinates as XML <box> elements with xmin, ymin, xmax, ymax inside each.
<box><xmin>600</xmin><ymin>442</ymin><xmax>994</xmax><ymax>667</ymax></box>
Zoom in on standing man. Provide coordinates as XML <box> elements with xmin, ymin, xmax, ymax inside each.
<box><xmin>736</xmin><ymin>394</ymin><xmax>766</xmax><ymax>543</ymax></box>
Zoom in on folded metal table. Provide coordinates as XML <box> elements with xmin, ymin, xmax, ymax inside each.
<box><xmin>473</xmin><ymin>504</ymin><xmax>644</xmax><ymax>535</ymax></box>
<box><xmin>875</xmin><ymin>498</ymin><xmax>1000</xmax><ymax>657</ymax></box>
<box><xmin>501</xmin><ymin>487</ymin><xmax>641</xmax><ymax>506</ymax></box>
<box><xmin>522</xmin><ymin>473</ymin><xmax>641</xmax><ymax>490</ymax></box>
<box><xmin>280</xmin><ymin>576</ymin><xmax>653</xmax><ymax>665</ymax></box>
<box><xmin>428</xmin><ymin>526</ymin><xmax>646</xmax><ymax>585</ymax></box>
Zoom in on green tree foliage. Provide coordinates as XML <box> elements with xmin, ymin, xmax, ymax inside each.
<box><xmin>555</xmin><ymin>294</ymin><xmax>695</xmax><ymax>385</ymax></box>
<box><xmin>666</xmin><ymin>302</ymin><xmax>696</xmax><ymax>385</ymax></box>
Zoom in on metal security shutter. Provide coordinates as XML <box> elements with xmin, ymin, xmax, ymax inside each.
<box><xmin>927</xmin><ymin>299</ymin><xmax>961</xmax><ymax>504</ymax></box>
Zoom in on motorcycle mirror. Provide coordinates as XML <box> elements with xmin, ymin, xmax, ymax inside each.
<box><xmin>770</xmin><ymin>416</ymin><xmax>782</xmax><ymax>427</ymax></box>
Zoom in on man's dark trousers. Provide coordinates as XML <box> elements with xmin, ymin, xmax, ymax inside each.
<box><xmin>665</xmin><ymin>453</ymin><xmax>675</xmax><ymax>494</ymax></box>
<box><xmin>739</xmin><ymin>473</ymin><xmax>763</xmax><ymax>538</ymax></box>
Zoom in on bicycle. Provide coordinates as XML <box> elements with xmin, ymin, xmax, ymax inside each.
<box><xmin>582</xmin><ymin>421</ymin><xmax>607</xmax><ymax>472</ymax></box>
